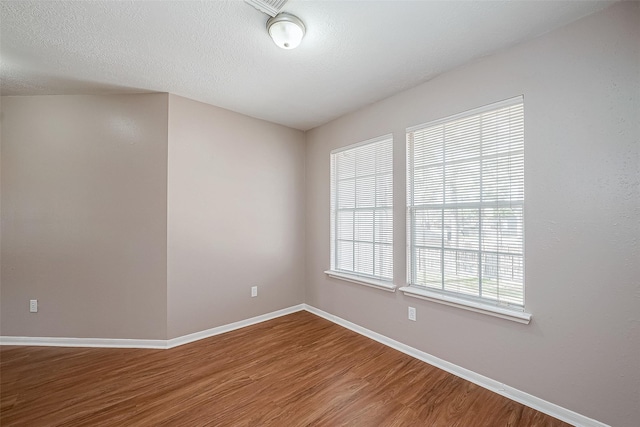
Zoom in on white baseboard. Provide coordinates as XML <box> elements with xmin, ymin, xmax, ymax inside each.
<box><xmin>302</xmin><ymin>304</ymin><xmax>608</xmax><ymax>427</ymax></box>
<box><xmin>166</xmin><ymin>304</ymin><xmax>305</xmax><ymax>348</ymax></box>
<box><xmin>0</xmin><ymin>304</ymin><xmax>305</xmax><ymax>350</ymax></box>
<box><xmin>0</xmin><ymin>335</ymin><xmax>167</xmax><ymax>349</ymax></box>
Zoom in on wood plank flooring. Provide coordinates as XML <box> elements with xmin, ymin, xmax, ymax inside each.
<box><xmin>1</xmin><ymin>311</ymin><xmax>569</xmax><ymax>426</ymax></box>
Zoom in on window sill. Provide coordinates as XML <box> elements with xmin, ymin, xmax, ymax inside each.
<box><xmin>398</xmin><ymin>286</ymin><xmax>532</xmax><ymax>324</ymax></box>
<box><xmin>324</xmin><ymin>270</ymin><xmax>396</xmax><ymax>292</ymax></box>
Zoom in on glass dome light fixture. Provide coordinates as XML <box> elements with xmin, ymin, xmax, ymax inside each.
<box><xmin>266</xmin><ymin>12</ymin><xmax>305</xmax><ymax>49</ymax></box>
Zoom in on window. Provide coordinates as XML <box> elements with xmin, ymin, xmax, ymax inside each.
<box><xmin>327</xmin><ymin>135</ymin><xmax>394</xmax><ymax>290</ymax></box>
<box><xmin>406</xmin><ymin>97</ymin><xmax>525</xmax><ymax>313</ymax></box>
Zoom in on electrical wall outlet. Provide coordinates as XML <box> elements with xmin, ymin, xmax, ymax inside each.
<box><xmin>251</xmin><ymin>286</ymin><xmax>258</xmax><ymax>297</ymax></box>
<box><xmin>30</xmin><ymin>299</ymin><xmax>38</xmax><ymax>313</ymax></box>
<box><xmin>408</xmin><ymin>306</ymin><xmax>416</xmax><ymax>321</ymax></box>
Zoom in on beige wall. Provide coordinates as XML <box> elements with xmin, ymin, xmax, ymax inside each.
<box><xmin>305</xmin><ymin>3</ymin><xmax>639</xmax><ymax>427</ymax></box>
<box><xmin>0</xmin><ymin>93</ymin><xmax>306</xmax><ymax>341</ymax></box>
<box><xmin>0</xmin><ymin>94</ymin><xmax>169</xmax><ymax>339</ymax></box>
<box><xmin>166</xmin><ymin>94</ymin><xmax>305</xmax><ymax>339</ymax></box>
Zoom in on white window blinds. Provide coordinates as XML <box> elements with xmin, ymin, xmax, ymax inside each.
<box><xmin>407</xmin><ymin>97</ymin><xmax>525</xmax><ymax>309</ymax></box>
<box><xmin>330</xmin><ymin>135</ymin><xmax>393</xmax><ymax>282</ymax></box>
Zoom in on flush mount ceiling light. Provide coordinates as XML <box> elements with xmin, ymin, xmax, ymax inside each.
<box><xmin>266</xmin><ymin>12</ymin><xmax>305</xmax><ymax>49</ymax></box>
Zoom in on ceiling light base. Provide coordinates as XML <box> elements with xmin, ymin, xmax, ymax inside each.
<box><xmin>266</xmin><ymin>12</ymin><xmax>305</xmax><ymax>50</ymax></box>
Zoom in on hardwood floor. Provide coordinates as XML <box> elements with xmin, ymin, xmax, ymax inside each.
<box><xmin>1</xmin><ymin>311</ymin><xmax>569</xmax><ymax>426</ymax></box>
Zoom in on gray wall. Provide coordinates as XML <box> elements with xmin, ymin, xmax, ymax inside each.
<box><xmin>0</xmin><ymin>94</ymin><xmax>169</xmax><ymax>339</ymax></box>
<box><xmin>166</xmin><ymin>94</ymin><xmax>305</xmax><ymax>339</ymax></box>
<box><xmin>304</xmin><ymin>3</ymin><xmax>639</xmax><ymax>427</ymax></box>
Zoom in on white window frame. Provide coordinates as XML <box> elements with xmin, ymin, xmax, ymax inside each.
<box><xmin>401</xmin><ymin>97</ymin><xmax>531</xmax><ymax>323</ymax></box>
<box><xmin>325</xmin><ymin>134</ymin><xmax>395</xmax><ymax>292</ymax></box>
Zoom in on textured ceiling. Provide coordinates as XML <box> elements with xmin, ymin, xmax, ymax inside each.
<box><xmin>0</xmin><ymin>1</ymin><xmax>615</xmax><ymax>130</ymax></box>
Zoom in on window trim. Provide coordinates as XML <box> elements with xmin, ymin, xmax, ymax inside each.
<box><xmin>330</xmin><ymin>134</ymin><xmax>393</xmax><ymax>156</ymax></box>
<box><xmin>405</xmin><ymin>96</ymin><xmax>527</xmax><ymax>317</ymax></box>
<box><xmin>406</xmin><ymin>96</ymin><xmax>524</xmax><ymax>133</ymax></box>
<box><xmin>325</xmin><ymin>270</ymin><xmax>397</xmax><ymax>292</ymax></box>
<box><xmin>399</xmin><ymin>286</ymin><xmax>531</xmax><ymax>324</ymax></box>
